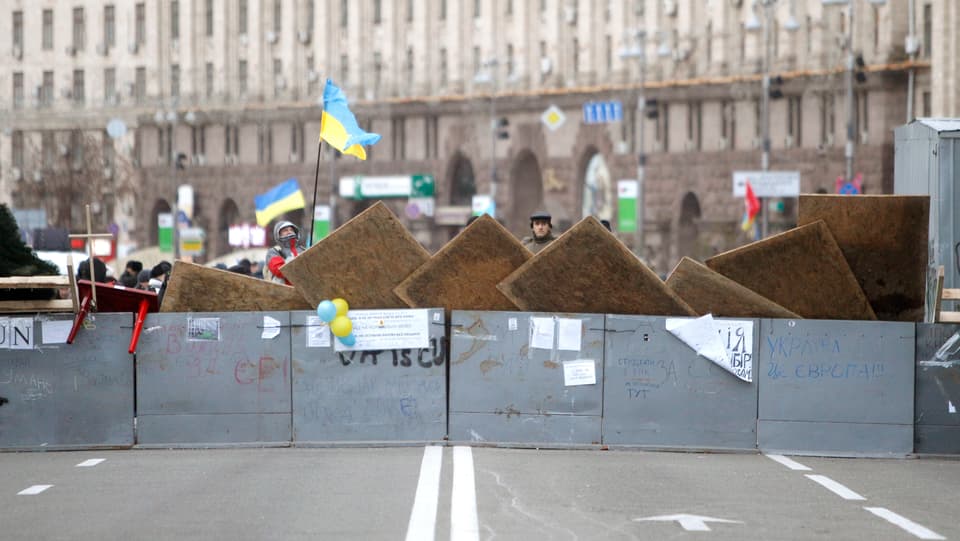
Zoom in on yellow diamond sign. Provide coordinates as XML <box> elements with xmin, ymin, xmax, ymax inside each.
<box><xmin>541</xmin><ymin>105</ymin><xmax>566</xmax><ymax>132</ymax></box>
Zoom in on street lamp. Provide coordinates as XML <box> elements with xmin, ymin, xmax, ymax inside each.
<box><xmin>154</xmin><ymin>108</ymin><xmax>182</xmax><ymax>259</ymax></box>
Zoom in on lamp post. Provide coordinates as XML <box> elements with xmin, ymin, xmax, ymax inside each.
<box><xmin>154</xmin><ymin>108</ymin><xmax>180</xmax><ymax>260</ymax></box>
<box><xmin>618</xmin><ymin>30</ymin><xmax>652</xmax><ymax>254</ymax></box>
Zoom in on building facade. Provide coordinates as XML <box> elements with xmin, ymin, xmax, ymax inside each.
<box><xmin>0</xmin><ymin>0</ymin><xmax>950</xmax><ymax>275</ymax></box>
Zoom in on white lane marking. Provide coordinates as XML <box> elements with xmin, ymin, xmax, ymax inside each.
<box><xmin>405</xmin><ymin>446</ymin><xmax>443</xmax><ymax>541</ymax></box>
<box><xmin>805</xmin><ymin>474</ymin><xmax>866</xmax><ymax>500</ymax></box>
<box><xmin>633</xmin><ymin>514</ymin><xmax>744</xmax><ymax>531</ymax></box>
<box><xmin>76</xmin><ymin>458</ymin><xmax>105</xmax><ymax>468</ymax></box>
<box><xmin>765</xmin><ymin>454</ymin><xmax>811</xmax><ymax>471</ymax></box>
<box><xmin>18</xmin><ymin>485</ymin><xmax>53</xmax><ymax>495</ymax></box>
<box><xmin>864</xmin><ymin>507</ymin><xmax>945</xmax><ymax>540</ymax></box>
<box><xmin>451</xmin><ymin>446</ymin><xmax>479</xmax><ymax>541</ymax></box>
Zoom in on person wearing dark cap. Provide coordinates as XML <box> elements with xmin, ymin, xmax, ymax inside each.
<box><xmin>120</xmin><ymin>260</ymin><xmax>143</xmax><ymax>288</ymax></box>
<box><xmin>521</xmin><ymin>210</ymin><xmax>556</xmax><ymax>254</ymax></box>
<box><xmin>136</xmin><ymin>269</ymin><xmax>152</xmax><ymax>290</ymax></box>
<box><xmin>600</xmin><ymin>219</ymin><xmax>612</xmax><ymax>232</ymax></box>
<box><xmin>149</xmin><ymin>261</ymin><xmax>172</xmax><ymax>304</ymax></box>
<box><xmin>76</xmin><ymin>257</ymin><xmax>109</xmax><ymax>283</ymax></box>
<box><xmin>265</xmin><ymin>221</ymin><xmax>305</xmax><ymax>285</ymax></box>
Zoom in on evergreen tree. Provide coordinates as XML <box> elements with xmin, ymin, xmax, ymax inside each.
<box><xmin>0</xmin><ymin>203</ymin><xmax>59</xmax><ymax>277</ymax></box>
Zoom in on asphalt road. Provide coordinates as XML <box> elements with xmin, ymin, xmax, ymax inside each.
<box><xmin>1</xmin><ymin>447</ymin><xmax>957</xmax><ymax>540</ymax></box>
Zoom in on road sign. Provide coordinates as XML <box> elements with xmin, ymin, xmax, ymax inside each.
<box><xmin>617</xmin><ymin>180</ymin><xmax>638</xmax><ymax>233</ymax></box>
<box><xmin>411</xmin><ymin>174</ymin><xmax>435</xmax><ymax>197</ymax></box>
<box><xmin>178</xmin><ymin>227</ymin><xmax>205</xmax><ymax>257</ymax></box>
<box><xmin>732</xmin><ymin>171</ymin><xmax>801</xmax><ymax>198</ymax></box>
<box><xmin>541</xmin><ymin>105</ymin><xmax>566</xmax><ymax>131</ymax></box>
<box><xmin>338</xmin><ymin>174</ymin><xmax>434</xmax><ymax>199</ymax></box>
<box><xmin>158</xmin><ymin>213</ymin><xmax>174</xmax><ymax>253</ymax></box>
<box><xmin>471</xmin><ymin>195</ymin><xmax>495</xmax><ymax>218</ymax></box>
<box><xmin>582</xmin><ymin>101</ymin><xmax>623</xmax><ymax>124</ymax></box>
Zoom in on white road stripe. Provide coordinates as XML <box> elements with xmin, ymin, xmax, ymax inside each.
<box><xmin>18</xmin><ymin>485</ymin><xmax>53</xmax><ymax>495</ymax></box>
<box><xmin>805</xmin><ymin>474</ymin><xmax>866</xmax><ymax>500</ymax></box>
<box><xmin>451</xmin><ymin>446</ymin><xmax>479</xmax><ymax>541</ymax></box>
<box><xmin>76</xmin><ymin>458</ymin><xmax>105</xmax><ymax>468</ymax></box>
<box><xmin>405</xmin><ymin>446</ymin><xmax>443</xmax><ymax>541</ymax></box>
<box><xmin>765</xmin><ymin>454</ymin><xmax>811</xmax><ymax>471</ymax></box>
<box><xmin>864</xmin><ymin>507</ymin><xmax>945</xmax><ymax>540</ymax></box>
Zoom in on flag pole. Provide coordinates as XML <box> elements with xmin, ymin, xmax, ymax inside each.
<box><xmin>309</xmin><ymin>139</ymin><xmax>324</xmax><ymax>247</ymax></box>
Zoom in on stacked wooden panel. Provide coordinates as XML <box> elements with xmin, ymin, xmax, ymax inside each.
<box><xmin>666</xmin><ymin>257</ymin><xmax>800</xmax><ymax>318</ymax></box>
<box><xmin>160</xmin><ymin>261</ymin><xmax>310</xmax><ymax>312</ymax></box>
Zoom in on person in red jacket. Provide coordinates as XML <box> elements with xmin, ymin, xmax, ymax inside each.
<box><xmin>264</xmin><ymin>221</ymin><xmax>305</xmax><ymax>285</ymax></box>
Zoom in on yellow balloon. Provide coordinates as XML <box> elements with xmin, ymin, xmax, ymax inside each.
<box><xmin>332</xmin><ymin>298</ymin><xmax>349</xmax><ymax>317</ymax></box>
<box><xmin>330</xmin><ymin>315</ymin><xmax>353</xmax><ymax>337</ymax></box>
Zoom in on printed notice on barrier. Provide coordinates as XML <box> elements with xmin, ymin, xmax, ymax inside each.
<box><xmin>305</xmin><ymin>316</ymin><xmax>331</xmax><ymax>348</ymax></box>
<box><xmin>335</xmin><ymin>309</ymin><xmax>430</xmax><ymax>352</ymax></box>
<box><xmin>530</xmin><ymin>317</ymin><xmax>555</xmax><ymax>349</ymax></box>
<box><xmin>557</xmin><ymin>318</ymin><xmax>582</xmax><ymax>351</ymax></box>
<box><xmin>41</xmin><ymin>320</ymin><xmax>72</xmax><ymax>344</ymax></box>
<box><xmin>187</xmin><ymin>317</ymin><xmax>220</xmax><ymax>341</ymax></box>
<box><xmin>563</xmin><ymin>359</ymin><xmax>596</xmax><ymax>386</ymax></box>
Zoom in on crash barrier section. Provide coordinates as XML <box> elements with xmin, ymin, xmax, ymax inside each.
<box><xmin>914</xmin><ymin>324</ymin><xmax>960</xmax><ymax>454</ymax></box>
<box><xmin>602</xmin><ymin>315</ymin><xmax>759</xmax><ymax>450</ymax></box>
<box><xmin>0</xmin><ymin>313</ymin><xmax>134</xmax><ymax>450</ymax></box>
<box><xmin>135</xmin><ymin>312</ymin><xmax>292</xmax><ymax>446</ymax></box>
<box><xmin>290</xmin><ymin>309</ymin><xmax>447</xmax><ymax>444</ymax></box>
<box><xmin>448</xmin><ymin>311</ymin><xmax>606</xmax><ymax>445</ymax></box>
<box><xmin>757</xmin><ymin>319</ymin><xmax>916</xmax><ymax>457</ymax></box>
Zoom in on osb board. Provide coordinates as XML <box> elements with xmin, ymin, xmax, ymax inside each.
<box><xmin>705</xmin><ymin>221</ymin><xmax>877</xmax><ymax>320</ymax></box>
<box><xmin>798</xmin><ymin>194</ymin><xmax>929</xmax><ymax>321</ymax></box>
<box><xmin>160</xmin><ymin>261</ymin><xmax>311</xmax><ymax>312</ymax></box>
<box><xmin>280</xmin><ymin>201</ymin><xmax>431</xmax><ymax>308</ymax></box>
<box><xmin>394</xmin><ymin>214</ymin><xmax>528</xmax><ymax>314</ymax></box>
<box><xmin>497</xmin><ymin>217</ymin><xmax>696</xmax><ymax>316</ymax></box>
<box><xmin>666</xmin><ymin>257</ymin><xmax>800</xmax><ymax>319</ymax></box>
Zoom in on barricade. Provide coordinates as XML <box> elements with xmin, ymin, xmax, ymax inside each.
<box><xmin>0</xmin><ymin>313</ymin><xmax>134</xmax><ymax>450</ymax></box>
<box><xmin>914</xmin><ymin>323</ymin><xmax>960</xmax><ymax>454</ymax></box>
<box><xmin>602</xmin><ymin>315</ymin><xmax>759</xmax><ymax>450</ymax></box>
<box><xmin>135</xmin><ymin>312</ymin><xmax>292</xmax><ymax>446</ymax></box>
<box><xmin>757</xmin><ymin>319</ymin><xmax>915</xmax><ymax>457</ymax></box>
<box><xmin>448</xmin><ymin>310</ymin><xmax>605</xmax><ymax>445</ymax></box>
<box><xmin>290</xmin><ymin>309</ymin><xmax>447</xmax><ymax>444</ymax></box>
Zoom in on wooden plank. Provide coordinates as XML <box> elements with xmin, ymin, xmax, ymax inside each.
<box><xmin>394</xmin><ymin>214</ymin><xmax>528</xmax><ymax>314</ymax></box>
<box><xmin>666</xmin><ymin>256</ymin><xmax>800</xmax><ymax>319</ymax></box>
<box><xmin>0</xmin><ymin>276</ymin><xmax>71</xmax><ymax>288</ymax></box>
<box><xmin>705</xmin><ymin>220</ymin><xmax>877</xmax><ymax>320</ymax></box>
<box><xmin>939</xmin><ymin>312</ymin><xmax>960</xmax><ymax>323</ymax></box>
<box><xmin>160</xmin><ymin>261</ymin><xmax>311</xmax><ymax>312</ymax></box>
<box><xmin>935</xmin><ymin>266</ymin><xmax>945</xmax><ymax>323</ymax></box>
<box><xmin>498</xmin><ymin>216</ymin><xmax>695</xmax><ymax>316</ymax></box>
<box><xmin>798</xmin><ymin>194</ymin><xmax>929</xmax><ymax>321</ymax></box>
<box><xmin>942</xmin><ymin>289</ymin><xmax>960</xmax><ymax>301</ymax></box>
<box><xmin>0</xmin><ymin>299</ymin><xmax>75</xmax><ymax>313</ymax></box>
<box><xmin>280</xmin><ymin>201</ymin><xmax>431</xmax><ymax>309</ymax></box>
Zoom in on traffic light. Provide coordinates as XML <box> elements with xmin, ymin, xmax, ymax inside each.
<box><xmin>643</xmin><ymin>98</ymin><xmax>659</xmax><ymax>119</ymax></box>
<box><xmin>769</xmin><ymin>75</ymin><xmax>784</xmax><ymax>99</ymax></box>
<box><xmin>854</xmin><ymin>54</ymin><xmax>867</xmax><ymax>83</ymax></box>
<box><xmin>496</xmin><ymin>117</ymin><xmax>509</xmax><ymax>139</ymax></box>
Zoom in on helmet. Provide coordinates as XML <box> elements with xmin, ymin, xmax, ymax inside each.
<box><xmin>273</xmin><ymin>220</ymin><xmax>300</xmax><ymax>243</ymax></box>
<box><xmin>530</xmin><ymin>210</ymin><xmax>552</xmax><ymax>228</ymax></box>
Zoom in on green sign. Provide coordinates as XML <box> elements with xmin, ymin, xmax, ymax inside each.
<box><xmin>158</xmin><ymin>213</ymin><xmax>174</xmax><ymax>253</ymax></box>
<box><xmin>617</xmin><ymin>180</ymin><xmax>638</xmax><ymax>233</ymax></box>
<box><xmin>312</xmin><ymin>205</ymin><xmax>330</xmax><ymax>245</ymax></box>
<box><xmin>411</xmin><ymin>175</ymin><xmax>435</xmax><ymax>197</ymax></box>
<box><xmin>339</xmin><ymin>174</ymin><xmax>435</xmax><ymax>200</ymax></box>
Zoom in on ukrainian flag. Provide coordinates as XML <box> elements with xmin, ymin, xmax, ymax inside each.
<box><xmin>254</xmin><ymin>178</ymin><xmax>306</xmax><ymax>226</ymax></box>
<box><xmin>319</xmin><ymin>79</ymin><xmax>381</xmax><ymax>160</ymax></box>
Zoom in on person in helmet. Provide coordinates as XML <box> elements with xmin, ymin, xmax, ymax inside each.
<box><xmin>265</xmin><ymin>220</ymin><xmax>306</xmax><ymax>285</ymax></box>
<box><xmin>521</xmin><ymin>210</ymin><xmax>556</xmax><ymax>254</ymax></box>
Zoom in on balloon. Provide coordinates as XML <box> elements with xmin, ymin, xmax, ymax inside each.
<box><xmin>316</xmin><ymin>300</ymin><xmax>337</xmax><ymax>322</ymax></box>
<box><xmin>330</xmin><ymin>315</ymin><xmax>353</xmax><ymax>337</ymax></box>
<box><xmin>338</xmin><ymin>333</ymin><xmax>356</xmax><ymax>346</ymax></box>
<box><xmin>332</xmin><ymin>298</ymin><xmax>349</xmax><ymax>317</ymax></box>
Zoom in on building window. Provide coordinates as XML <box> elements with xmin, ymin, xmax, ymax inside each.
<box><xmin>373</xmin><ymin>52</ymin><xmax>383</xmax><ymax>91</ymax></box>
<box><xmin>42</xmin><ymin>132</ymin><xmax>55</xmax><ymax>169</ymax></box>
<box><xmin>739</xmin><ymin>23</ymin><xmax>746</xmax><ymax>61</ymax></box>
<box><xmin>136</xmin><ymin>3</ymin><xmax>146</xmax><ymax>45</ymax></box>
<box><xmin>70</xmin><ymin>130</ymin><xmax>84</xmax><ymax>168</ymax></box>
<box><xmin>104</xmin><ymin>5</ymin><xmax>115</xmax><ymax>48</ymax></box>
<box><xmin>754</xmin><ymin>99</ymin><xmax>762</xmax><ymax>138</ymax></box>
<box><xmin>42</xmin><ymin>9</ymin><xmax>53</xmax><ymax>50</ymax></box>
<box><xmin>273</xmin><ymin>0</ymin><xmax>282</xmax><ymax>33</ymax></box>
<box><xmin>373</xmin><ymin>0</ymin><xmax>382</xmax><ymax>24</ymax></box>
<box><xmin>12</xmin><ymin>72</ymin><xmax>23</xmax><ymax>109</ymax></box>
<box><xmin>605</xmin><ymin>35</ymin><xmax>612</xmax><ymax>72</ymax></box>
<box><xmin>407</xmin><ymin>0</ymin><xmax>413</xmax><ymax>22</ymax></box>
<box><xmin>473</xmin><ymin>46</ymin><xmax>481</xmax><ymax>76</ymax></box>
<box><xmin>922</xmin><ymin>91</ymin><xmax>931</xmax><ymax>116</ymax></box>
<box><xmin>273</xmin><ymin>58</ymin><xmax>283</xmax><ymax>97</ymax></box>
<box><xmin>13</xmin><ymin>10</ymin><xmax>23</xmax><ymax>50</ymax></box>
<box><xmin>12</xmin><ymin>131</ymin><xmax>24</xmax><ymax>168</ymax></box>
<box><xmin>171</xmin><ymin>64</ymin><xmax>180</xmax><ymax>98</ymax></box>
<box><xmin>572</xmin><ymin>38</ymin><xmax>580</xmax><ymax>74</ymax></box>
<box><xmin>406</xmin><ymin>48</ymin><xmax>414</xmax><ymax>86</ymax></box>
<box><xmin>506</xmin><ymin>44</ymin><xmax>514</xmax><ymax>78</ymax></box>
<box><xmin>661</xmin><ymin>105</ymin><xmax>670</xmax><ymax>152</ymax></box>
<box><xmin>440</xmin><ymin>0</ymin><xmax>446</xmax><ymax>20</ymax></box>
<box><xmin>206</xmin><ymin>63</ymin><xmax>214</xmax><ymax>98</ymax></box>
<box><xmin>856</xmin><ymin>90</ymin><xmax>868</xmax><ymax>136</ymax></box>
<box><xmin>191</xmin><ymin>125</ymin><xmax>206</xmax><ymax>157</ymax></box>
<box><xmin>507</xmin><ymin>0</ymin><xmax>513</xmax><ymax>15</ymax></box>
<box><xmin>820</xmin><ymin>93</ymin><xmax>835</xmax><ymax>144</ymax></box>
<box><xmin>307</xmin><ymin>0</ymin><xmax>315</xmax><ymax>29</ymax></box>
<box><xmin>788</xmin><ymin>96</ymin><xmax>802</xmax><ymax>144</ymax></box>
<box><xmin>258</xmin><ymin>124</ymin><xmax>273</xmax><ymax>164</ymax></box>
<box><xmin>73</xmin><ymin>7</ymin><xmax>85</xmax><ymax>51</ymax></box>
<box><xmin>104</xmin><ymin>67</ymin><xmax>116</xmax><ymax>102</ymax></box>
<box><xmin>291</xmin><ymin>122</ymin><xmax>304</xmax><ymax>162</ymax></box>
<box><xmin>238</xmin><ymin>60</ymin><xmax>248</xmax><ymax>95</ymax></box>
<box><xmin>205</xmin><ymin>0</ymin><xmax>214</xmax><ymax>36</ymax></box>
<box><xmin>922</xmin><ymin>2</ymin><xmax>931</xmax><ymax>58</ymax></box>
<box><xmin>41</xmin><ymin>70</ymin><xmax>54</xmax><ymax>107</ymax></box>
<box><xmin>171</xmin><ymin>0</ymin><xmax>180</xmax><ymax>40</ymax></box>
<box><xmin>806</xmin><ymin>16</ymin><xmax>812</xmax><ymax>54</ymax></box>
<box><xmin>392</xmin><ymin>117</ymin><xmax>406</xmax><ymax>160</ymax></box>
<box><xmin>474</xmin><ymin>0</ymin><xmax>481</xmax><ymax>18</ymax></box>
<box><xmin>341</xmin><ymin>0</ymin><xmax>349</xmax><ymax>28</ymax></box>
<box><xmin>688</xmin><ymin>102</ymin><xmax>702</xmax><ymax>150</ymax></box>
<box><xmin>239</xmin><ymin>0</ymin><xmax>248</xmax><ymax>34</ymax></box>
<box><xmin>706</xmin><ymin>23</ymin><xmax>712</xmax><ymax>65</ymax></box>
<box><xmin>439</xmin><ymin>48</ymin><xmax>448</xmax><ymax>86</ymax></box>
<box><xmin>307</xmin><ymin>55</ymin><xmax>318</xmax><ymax>95</ymax></box>
<box><xmin>135</xmin><ymin>67</ymin><xmax>146</xmax><ymax>102</ymax></box>
<box><xmin>340</xmin><ymin>54</ymin><xmax>349</xmax><ymax>84</ymax></box>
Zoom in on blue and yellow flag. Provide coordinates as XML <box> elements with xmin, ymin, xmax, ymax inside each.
<box><xmin>254</xmin><ymin>178</ymin><xmax>306</xmax><ymax>226</ymax></box>
<box><xmin>319</xmin><ymin>79</ymin><xmax>381</xmax><ymax>160</ymax></box>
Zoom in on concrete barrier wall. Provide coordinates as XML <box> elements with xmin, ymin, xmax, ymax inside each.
<box><xmin>602</xmin><ymin>315</ymin><xmax>759</xmax><ymax>450</ymax></box>
<box><xmin>448</xmin><ymin>311</ymin><xmax>605</xmax><ymax>445</ymax></box>
<box><xmin>914</xmin><ymin>324</ymin><xmax>960</xmax><ymax>454</ymax></box>
<box><xmin>290</xmin><ymin>309</ymin><xmax>447</xmax><ymax>444</ymax></box>
<box><xmin>0</xmin><ymin>313</ymin><xmax>134</xmax><ymax>450</ymax></box>
<box><xmin>757</xmin><ymin>319</ymin><xmax>915</xmax><ymax>457</ymax></box>
<box><xmin>135</xmin><ymin>312</ymin><xmax>292</xmax><ymax>446</ymax></box>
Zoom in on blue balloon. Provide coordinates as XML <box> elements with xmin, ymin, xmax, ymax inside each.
<box><xmin>316</xmin><ymin>300</ymin><xmax>337</xmax><ymax>322</ymax></box>
<box><xmin>338</xmin><ymin>333</ymin><xmax>356</xmax><ymax>347</ymax></box>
